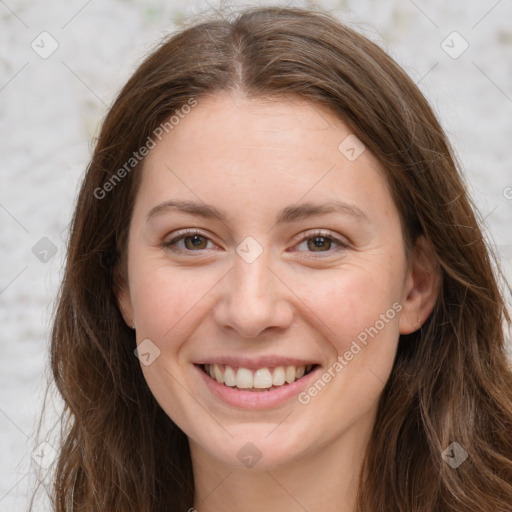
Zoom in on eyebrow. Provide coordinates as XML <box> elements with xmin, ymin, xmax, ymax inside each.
<box><xmin>146</xmin><ymin>199</ymin><xmax>369</xmax><ymax>225</ymax></box>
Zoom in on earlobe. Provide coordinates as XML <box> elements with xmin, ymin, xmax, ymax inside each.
<box><xmin>399</xmin><ymin>236</ymin><xmax>441</xmax><ymax>335</ymax></box>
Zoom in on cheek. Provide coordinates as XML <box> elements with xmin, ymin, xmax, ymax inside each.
<box><xmin>294</xmin><ymin>262</ymin><xmax>404</xmax><ymax>402</ymax></box>
<box><xmin>130</xmin><ymin>261</ymin><xmax>219</xmax><ymax>343</ymax></box>
<box><xmin>301</xmin><ymin>265</ymin><xmax>402</xmax><ymax>342</ymax></box>
<box><xmin>129</xmin><ymin>263</ymin><xmax>220</xmax><ymax>430</ymax></box>
<box><xmin>292</xmin><ymin>271</ymin><xmax>402</xmax><ymax>428</ymax></box>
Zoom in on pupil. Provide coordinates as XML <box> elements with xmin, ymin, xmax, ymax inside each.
<box><xmin>186</xmin><ymin>235</ymin><xmax>206</xmax><ymax>249</ymax></box>
<box><xmin>309</xmin><ymin>236</ymin><xmax>331</xmax><ymax>251</ymax></box>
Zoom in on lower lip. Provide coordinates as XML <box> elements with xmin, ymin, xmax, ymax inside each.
<box><xmin>194</xmin><ymin>364</ymin><xmax>321</xmax><ymax>410</ymax></box>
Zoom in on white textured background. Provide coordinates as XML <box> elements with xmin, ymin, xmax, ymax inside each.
<box><xmin>1</xmin><ymin>0</ymin><xmax>511</xmax><ymax>510</ymax></box>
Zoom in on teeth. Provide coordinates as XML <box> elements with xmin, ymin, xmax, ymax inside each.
<box><xmin>285</xmin><ymin>365</ymin><xmax>296</xmax><ymax>383</ymax></box>
<box><xmin>236</xmin><ymin>368</ymin><xmax>253</xmax><ymax>389</ymax></box>
<box><xmin>272</xmin><ymin>366</ymin><xmax>285</xmax><ymax>386</ymax></box>
<box><xmin>213</xmin><ymin>363</ymin><xmax>224</xmax><ymax>384</ymax></box>
<box><xmin>203</xmin><ymin>363</ymin><xmax>313</xmax><ymax>390</ymax></box>
<box><xmin>224</xmin><ymin>366</ymin><xmax>236</xmax><ymax>387</ymax></box>
<box><xmin>254</xmin><ymin>368</ymin><xmax>273</xmax><ymax>389</ymax></box>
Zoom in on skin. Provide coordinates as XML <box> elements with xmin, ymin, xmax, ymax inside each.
<box><xmin>116</xmin><ymin>93</ymin><xmax>439</xmax><ymax>512</ymax></box>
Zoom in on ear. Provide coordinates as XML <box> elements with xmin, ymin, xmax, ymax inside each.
<box><xmin>399</xmin><ymin>236</ymin><xmax>441</xmax><ymax>334</ymax></box>
<box><xmin>113</xmin><ymin>263</ymin><xmax>135</xmax><ymax>329</ymax></box>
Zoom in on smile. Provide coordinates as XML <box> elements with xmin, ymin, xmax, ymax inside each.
<box><xmin>200</xmin><ymin>363</ymin><xmax>317</xmax><ymax>391</ymax></box>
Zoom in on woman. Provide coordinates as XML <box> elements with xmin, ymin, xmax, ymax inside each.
<box><xmin>45</xmin><ymin>5</ymin><xmax>512</xmax><ymax>511</ymax></box>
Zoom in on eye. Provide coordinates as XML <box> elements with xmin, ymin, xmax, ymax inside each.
<box><xmin>292</xmin><ymin>230</ymin><xmax>347</xmax><ymax>255</ymax></box>
<box><xmin>162</xmin><ymin>229</ymin><xmax>347</xmax><ymax>256</ymax></box>
<box><xmin>163</xmin><ymin>230</ymin><xmax>217</xmax><ymax>253</ymax></box>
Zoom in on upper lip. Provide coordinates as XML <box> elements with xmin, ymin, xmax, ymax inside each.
<box><xmin>194</xmin><ymin>356</ymin><xmax>320</xmax><ymax>369</ymax></box>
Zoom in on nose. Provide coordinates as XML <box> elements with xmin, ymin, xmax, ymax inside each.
<box><xmin>213</xmin><ymin>251</ymin><xmax>294</xmax><ymax>339</ymax></box>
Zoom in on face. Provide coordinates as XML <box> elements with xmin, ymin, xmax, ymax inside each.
<box><xmin>116</xmin><ymin>93</ymin><xmax>438</xmax><ymax>471</ymax></box>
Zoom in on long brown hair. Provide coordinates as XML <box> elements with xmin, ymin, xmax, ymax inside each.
<box><xmin>42</xmin><ymin>5</ymin><xmax>512</xmax><ymax>511</ymax></box>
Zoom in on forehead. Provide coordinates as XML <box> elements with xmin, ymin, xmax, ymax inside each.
<box><xmin>154</xmin><ymin>93</ymin><xmax>348</xmax><ymax>158</ymax></box>
<box><xmin>136</xmin><ymin>93</ymin><xmax>396</xmax><ymax>226</ymax></box>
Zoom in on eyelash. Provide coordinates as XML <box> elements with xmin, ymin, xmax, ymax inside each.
<box><xmin>162</xmin><ymin>229</ymin><xmax>347</xmax><ymax>256</ymax></box>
